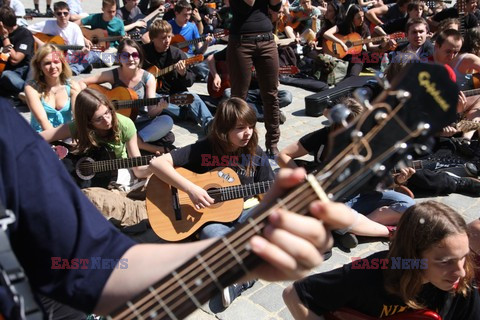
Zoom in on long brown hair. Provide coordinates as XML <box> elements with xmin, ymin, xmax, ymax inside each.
<box><xmin>73</xmin><ymin>88</ymin><xmax>120</xmax><ymax>153</ymax></box>
<box><xmin>208</xmin><ymin>97</ymin><xmax>258</xmax><ymax>174</ymax></box>
<box><xmin>384</xmin><ymin>201</ymin><xmax>475</xmax><ymax>309</ymax></box>
<box><xmin>30</xmin><ymin>44</ymin><xmax>72</xmax><ymax>98</ymax></box>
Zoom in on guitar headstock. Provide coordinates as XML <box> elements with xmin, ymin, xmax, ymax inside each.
<box><xmin>169</xmin><ymin>93</ymin><xmax>194</xmax><ymax>106</ymax></box>
<box><xmin>129</xmin><ymin>32</ymin><xmax>142</xmax><ymax>41</ymax></box>
<box><xmin>317</xmin><ymin>63</ymin><xmax>458</xmax><ymax>201</ymax></box>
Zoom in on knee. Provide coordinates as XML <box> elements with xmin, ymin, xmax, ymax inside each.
<box><xmin>283</xmin><ymin>284</ymin><xmax>299</xmax><ymax>309</ymax></box>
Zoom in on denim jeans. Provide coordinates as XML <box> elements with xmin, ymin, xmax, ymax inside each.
<box><xmin>199</xmin><ymin>206</ymin><xmax>255</xmax><ymax>239</ymax></box>
<box><xmin>135</xmin><ymin>114</ymin><xmax>174</xmax><ymax>142</ymax></box>
<box><xmin>0</xmin><ymin>65</ymin><xmax>29</xmax><ymax>95</ymax></box>
<box><xmin>163</xmin><ymin>92</ymin><xmax>213</xmax><ymax>131</ymax></box>
<box><xmin>345</xmin><ymin>190</ymin><xmax>415</xmax><ymax>215</ymax></box>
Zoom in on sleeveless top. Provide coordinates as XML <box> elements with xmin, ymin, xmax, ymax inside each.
<box><xmin>453</xmin><ymin>54</ymin><xmax>472</xmax><ymax>90</ymax></box>
<box><xmin>111</xmin><ymin>68</ymin><xmax>151</xmax><ymax>99</ymax></box>
<box><xmin>30</xmin><ymin>81</ymin><xmax>72</xmax><ymax>132</ymax></box>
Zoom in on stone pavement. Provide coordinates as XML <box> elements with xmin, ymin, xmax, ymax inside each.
<box><xmin>17</xmin><ymin>1</ymin><xmax>480</xmax><ymax>319</ymax></box>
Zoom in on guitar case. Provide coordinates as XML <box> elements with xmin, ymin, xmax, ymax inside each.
<box><xmin>304</xmin><ymin>76</ymin><xmax>374</xmax><ymax>117</ymax></box>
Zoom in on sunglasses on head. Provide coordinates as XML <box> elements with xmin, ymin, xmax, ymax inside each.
<box><xmin>55</xmin><ymin>11</ymin><xmax>69</xmax><ymax>16</ymax></box>
<box><xmin>119</xmin><ymin>52</ymin><xmax>140</xmax><ymax>60</ymax></box>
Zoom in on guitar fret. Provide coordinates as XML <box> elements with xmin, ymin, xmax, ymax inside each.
<box><xmin>126</xmin><ymin>300</ymin><xmax>145</xmax><ymax>319</ymax></box>
<box><xmin>195</xmin><ymin>254</ymin><xmax>223</xmax><ymax>291</ymax></box>
<box><xmin>171</xmin><ymin>271</ymin><xmax>202</xmax><ymax>309</ymax></box>
<box><xmin>221</xmin><ymin>237</ymin><xmax>249</xmax><ymax>275</ymax></box>
<box><xmin>148</xmin><ymin>286</ymin><xmax>178</xmax><ymax>320</ymax></box>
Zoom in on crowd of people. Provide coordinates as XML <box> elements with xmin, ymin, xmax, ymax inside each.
<box><xmin>2</xmin><ymin>0</ymin><xmax>480</xmax><ymax>319</ymax></box>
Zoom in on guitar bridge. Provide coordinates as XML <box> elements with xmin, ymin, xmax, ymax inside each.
<box><xmin>171</xmin><ymin>187</ymin><xmax>182</xmax><ymax>221</ymax></box>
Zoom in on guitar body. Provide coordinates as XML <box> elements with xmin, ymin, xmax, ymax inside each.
<box><xmin>287</xmin><ymin>11</ymin><xmax>309</xmax><ymax>31</ymax></box>
<box><xmin>207</xmin><ymin>60</ymin><xmax>231</xmax><ymax>99</ymax></box>
<box><xmin>171</xmin><ymin>34</ymin><xmax>189</xmax><ymax>52</ymax></box>
<box><xmin>81</xmin><ymin>27</ymin><xmax>110</xmax><ymax>48</ymax></box>
<box><xmin>472</xmin><ymin>73</ymin><xmax>480</xmax><ymax>89</ymax></box>
<box><xmin>34</xmin><ymin>33</ymin><xmax>66</xmax><ymax>51</ymax></box>
<box><xmin>0</xmin><ymin>52</ymin><xmax>9</xmax><ymax>76</ymax></box>
<box><xmin>325</xmin><ymin>308</ymin><xmax>441</xmax><ymax>320</ymax></box>
<box><xmin>146</xmin><ymin>167</ymin><xmax>245</xmax><ymax>241</ymax></box>
<box><xmin>87</xmin><ymin>84</ymin><xmax>139</xmax><ymax>120</ymax></box>
<box><xmin>323</xmin><ymin>32</ymin><xmax>363</xmax><ymax>59</ymax></box>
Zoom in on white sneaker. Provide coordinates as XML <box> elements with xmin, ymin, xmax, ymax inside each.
<box><xmin>221</xmin><ymin>280</ymin><xmax>256</xmax><ymax>308</ymax></box>
<box><xmin>18</xmin><ymin>92</ymin><xmax>26</xmax><ymax>103</ymax></box>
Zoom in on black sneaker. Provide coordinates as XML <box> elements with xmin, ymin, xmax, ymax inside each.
<box><xmin>222</xmin><ymin>280</ymin><xmax>256</xmax><ymax>308</ymax></box>
<box><xmin>266</xmin><ymin>146</ymin><xmax>279</xmax><ymax>159</ymax></box>
<box><xmin>45</xmin><ymin>7</ymin><xmax>54</xmax><ymax>17</ymax></box>
<box><xmin>333</xmin><ymin>232</ymin><xmax>358</xmax><ymax>249</ymax></box>
<box><xmin>29</xmin><ymin>8</ymin><xmax>42</xmax><ymax>17</ymax></box>
<box><xmin>454</xmin><ymin>177</ymin><xmax>480</xmax><ymax>196</ymax></box>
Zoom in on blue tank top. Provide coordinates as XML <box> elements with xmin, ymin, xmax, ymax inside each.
<box><xmin>30</xmin><ymin>82</ymin><xmax>72</xmax><ymax>132</ymax></box>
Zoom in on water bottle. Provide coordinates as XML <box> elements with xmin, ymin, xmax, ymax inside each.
<box><xmin>380</xmin><ymin>53</ymin><xmax>390</xmax><ymax>73</ymax></box>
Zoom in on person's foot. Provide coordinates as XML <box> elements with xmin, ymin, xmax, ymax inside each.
<box><xmin>222</xmin><ymin>280</ymin><xmax>256</xmax><ymax>308</ymax></box>
<box><xmin>266</xmin><ymin>146</ymin><xmax>279</xmax><ymax>158</ymax></box>
<box><xmin>29</xmin><ymin>8</ymin><xmax>42</xmax><ymax>17</ymax></box>
<box><xmin>454</xmin><ymin>177</ymin><xmax>480</xmax><ymax>196</ymax></box>
<box><xmin>333</xmin><ymin>232</ymin><xmax>358</xmax><ymax>249</ymax></box>
<box><xmin>45</xmin><ymin>7</ymin><xmax>54</xmax><ymax>17</ymax></box>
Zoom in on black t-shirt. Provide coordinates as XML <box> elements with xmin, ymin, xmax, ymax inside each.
<box><xmin>229</xmin><ymin>0</ymin><xmax>273</xmax><ymax>35</ymax></box>
<box><xmin>170</xmin><ymin>138</ymin><xmax>274</xmax><ymax>186</ymax></box>
<box><xmin>379</xmin><ymin>16</ymin><xmax>408</xmax><ymax>34</ymax></box>
<box><xmin>337</xmin><ymin>21</ymin><xmax>370</xmax><ymax>38</ymax></box>
<box><xmin>141</xmin><ymin>43</ymin><xmax>195</xmax><ymax>94</ymax></box>
<box><xmin>6</xmin><ymin>26</ymin><xmax>34</xmax><ymax>70</ymax></box>
<box><xmin>299</xmin><ymin>127</ymin><xmax>331</xmax><ymax>164</ymax></box>
<box><xmin>294</xmin><ymin>251</ymin><xmax>480</xmax><ymax>319</ymax></box>
<box><xmin>382</xmin><ymin>4</ymin><xmax>407</xmax><ymax>24</ymax></box>
<box><xmin>433</xmin><ymin>8</ymin><xmax>478</xmax><ymax>29</ymax></box>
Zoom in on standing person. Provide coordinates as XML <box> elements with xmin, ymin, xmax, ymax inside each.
<box><xmin>0</xmin><ymin>92</ymin><xmax>357</xmax><ymax>318</ymax></box>
<box><xmin>142</xmin><ymin>19</ymin><xmax>213</xmax><ymax>134</ymax></box>
<box><xmin>149</xmin><ymin>97</ymin><xmax>275</xmax><ymax>306</ymax></box>
<box><xmin>80</xmin><ymin>38</ymin><xmax>174</xmax><ymax>155</ymax></box>
<box><xmin>228</xmin><ymin>0</ymin><xmax>282</xmax><ymax>157</ymax></box>
<box><xmin>32</xmin><ymin>0</ymin><xmax>54</xmax><ymax>17</ymax></box>
<box><xmin>0</xmin><ymin>6</ymin><xmax>34</xmax><ymax>99</ymax></box>
<box><xmin>283</xmin><ymin>201</ymin><xmax>480</xmax><ymax>319</ymax></box>
<box><xmin>24</xmin><ymin>44</ymin><xmax>80</xmax><ymax>132</ymax></box>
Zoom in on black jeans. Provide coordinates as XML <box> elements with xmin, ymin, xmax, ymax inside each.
<box><xmin>227</xmin><ymin>35</ymin><xmax>280</xmax><ymax>149</ymax></box>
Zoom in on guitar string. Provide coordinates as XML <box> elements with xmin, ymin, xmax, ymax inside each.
<box><xmin>78</xmin><ymin>155</ymin><xmax>154</xmax><ymax>173</ymax></box>
<box><xmin>114</xmin><ymin>106</ymin><xmax>413</xmax><ymax>318</ymax></box>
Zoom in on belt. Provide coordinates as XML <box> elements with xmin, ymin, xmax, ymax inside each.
<box><xmin>232</xmin><ymin>33</ymin><xmax>274</xmax><ymax>43</ymax></box>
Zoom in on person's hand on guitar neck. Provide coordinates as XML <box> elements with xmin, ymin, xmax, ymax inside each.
<box><xmin>174</xmin><ymin>59</ymin><xmax>187</xmax><ymax>76</ymax></box>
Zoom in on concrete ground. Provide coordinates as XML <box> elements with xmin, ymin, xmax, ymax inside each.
<box><xmin>17</xmin><ymin>1</ymin><xmax>480</xmax><ymax>319</ymax></box>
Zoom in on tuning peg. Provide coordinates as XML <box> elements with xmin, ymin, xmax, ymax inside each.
<box><xmin>353</xmin><ymin>88</ymin><xmax>373</xmax><ymax>109</ymax></box>
<box><xmin>327</xmin><ymin>103</ymin><xmax>351</xmax><ymax>128</ymax></box>
<box><xmin>395</xmin><ymin>90</ymin><xmax>411</xmax><ymax>102</ymax></box>
<box><xmin>374</xmin><ymin>72</ymin><xmax>390</xmax><ymax>90</ymax></box>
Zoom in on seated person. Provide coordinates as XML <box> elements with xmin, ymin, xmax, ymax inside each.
<box><xmin>366</xmin><ymin>0</ymin><xmax>411</xmax><ymax>29</ymax></box>
<box><xmin>428</xmin><ymin>0</ymin><xmax>479</xmax><ymax>32</ymax></box>
<box><xmin>116</xmin><ymin>0</ymin><xmax>147</xmax><ymax>33</ymax></box>
<box><xmin>0</xmin><ymin>6</ymin><xmax>34</xmax><ymax>98</ymax></box>
<box><xmin>24</xmin><ymin>44</ymin><xmax>80</xmax><ymax>132</ymax></box>
<box><xmin>141</xmin><ymin>19</ymin><xmax>213</xmax><ymax>134</ymax></box>
<box><xmin>80</xmin><ymin>38</ymin><xmax>174</xmax><ymax>154</ymax></box>
<box><xmin>283</xmin><ymin>0</ymin><xmax>321</xmax><ymax>39</ymax></box>
<box><xmin>374</xmin><ymin>1</ymin><xmax>423</xmax><ymax>36</ymax></box>
<box><xmin>284</xmin><ymin>201</ymin><xmax>480</xmax><ymax>319</ymax></box>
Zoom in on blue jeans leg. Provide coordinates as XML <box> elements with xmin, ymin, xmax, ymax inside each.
<box><xmin>0</xmin><ymin>65</ymin><xmax>29</xmax><ymax>95</ymax></box>
<box><xmin>136</xmin><ymin>115</ymin><xmax>174</xmax><ymax>142</ymax></box>
<box><xmin>345</xmin><ymin>190</ymin><xmax>415</xmax><ymax>215</ymax></box>
<box><xmin>199</xmin><ymin>207</ymin><xmax>255</xmax><ymax>239</ymax></box>
<box><xmin>163</xmin><ymin>92</ymin><xmax>213</xmax><ymax>129</ymax></box>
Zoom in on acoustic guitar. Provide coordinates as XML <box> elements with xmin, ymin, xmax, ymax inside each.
<box><xmin>33</xmin><ymin>33</ymin><xmax>104</xmax><ymax>52</ymax></box>
<box><xmin>105</xmin><ymin>63</ymin><xmax>458</xmax><ymax>319</ymax></box>
<box><xmin>87</xmin><ymin>84</ymin><xmax>194</xmax><ymax>121</ymax></box>
<box><xmin>146</xmin><ymin>167</ymin><xmax>274</xmax><ymax>241</ymax></box>
<box><xmin>81</xmin><ymin>28</ymin><xmax>141</xmax><ymax>48</ymax></box>
<box><xmin>171</xmin><ymin>29</ymin><xmax>229</xmax><ymax>52</ymax></box>
<box><xmin>207</xmin><ymin>64</ymin><xmax>300</xmax><ymax>99</ymax></box>
<box><xmin>323</xmin><ymin>32</ymin><xmax>405</xmax><ymax>59</ymax></box>
<box><xmin>277</xmin><ymin>10</ymin><xmax>317</xmax><ymax>33</ymax></box>
<box><xmin>0</xmin><ymin>47</ymin><xmax>10</xmax><ymax>76</ymax></box>
<box><xmin>147</xmin><ymin>54</ymin><xmax>204</xmax><ymax>88</ymax></box>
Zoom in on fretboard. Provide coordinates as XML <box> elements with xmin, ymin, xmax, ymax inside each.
<box><xmin>52</xmin><ymin>45</ymin><xmax>84</xmax><ymax>51</ymax></box>
<box><xmin>88</xmin><ymin>155</ymin><xmax>155</xmax><ymax>173</ymax></box>
<box><xmin>113</xmin><ymin>97</ymin><xmax>165</xmax><ymax>110</ymax></box>
<box><xmin>391</xmin><ymin>160</ymin><xmax>423</xmax><ymax>173</ymax></box>
<box><xmin>208</xmin><ymin>180</ymin><xmax>274</xmax><ymax>202</ymax></box>
<box><xmin>463</xmin><ymin>88</ymin><xmax>480</xmax><ymax>97</ymax></box>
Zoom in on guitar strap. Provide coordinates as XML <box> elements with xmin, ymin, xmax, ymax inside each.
<box><xmin>0</xmin><ymin>201</ymin><xmax>43</xmax><ymax>320</ymax></box>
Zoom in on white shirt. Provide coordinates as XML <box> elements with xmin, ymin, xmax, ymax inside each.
<box><xmin>28</xmin><ymin>20</ymin><xmax>85</xmax><ymax>47</ymax></box>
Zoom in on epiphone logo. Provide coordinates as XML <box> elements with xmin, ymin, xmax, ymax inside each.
<box><xmin>418</xmin><ymin>71</ymin><xmax>449</xmax><ymax>112</ymax></box>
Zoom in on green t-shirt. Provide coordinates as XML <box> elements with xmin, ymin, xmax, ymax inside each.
<box><xmin>81</xmin><ymin>14</ymin><xmax>125</xmax><ymax>47</ymax></box>
<box><xmin>69</xmin><ymin>113</ymin><xmax>136</xmax><ymax>159</ymax></box>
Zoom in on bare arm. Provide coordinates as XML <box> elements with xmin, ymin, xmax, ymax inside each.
<box><xmin>365</xmin><ymin>5</ymin><xmax>388</xmax><ymax>26</ymax></box>
<box><xmin>39</xmin><ymin>123</ymin><xmax>72</xmax><ymax>142</ymax></box>
<box><xmin>125</xmin><ymin>133</ymin><xmax>152</xmax><ymax>179</ymax></box>
<box><xmin>95</xmin><ymin>168</ymin><xmax>355</xmax><ymax>315</ymax></box>
<box><xmin>277</xmin><ymin>141</ymin><xmax>309</xmax><ymax>169</ymax></box>
<box><xmin>79</xmin><ymin>70</ymin><xmax>115</xmax><ymax>88</ymax></box>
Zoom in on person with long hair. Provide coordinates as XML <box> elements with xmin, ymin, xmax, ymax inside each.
<box><xmin>24</xmin><ymin>44</ymin><xmax>81</xmax><ymax>132</ymax></box>
<box><xmin>150</xmin><ymin>97</ymin><xmax>274</xmax><ymax>307</ymax></box>
<box><xmin>283</xmin><ymin>201</ymin><xmax>480</xmax><ymax>319</ymax></box>
<box><xmin>81</xmin><ymin>38</ymin><xmax>174</xmax><ymax>154</ymax></box>
<box><xmin>323</xmin><ymin>4</ymin><xmax>393</xmax><ymax>76</ymax></box>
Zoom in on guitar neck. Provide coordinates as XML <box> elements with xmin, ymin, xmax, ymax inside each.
<box><xmin>391</xmin><ymin>160</ymin><xmax>423</xmax><ymax>173</ymax></box>
<box><xmin>113</xmin><ymin>97</ymin><xmax>165</xmax><ymax>109</ymax></box>
<box><xmin>91</xmin><ymin>155</ymin><xmax>155</xmax><ymax>173</ymax></box>
<box><xmin>176</xmin><ymin>35</ymin><xmax>208</xmax><ymax>49</ymax></box>
<box><xmin>462</xmin><ymin>88</ymin><xmax>480</xmax><ymax>98</ymax></box>
<box><xmin>153</xmin><ymin>56</ymin><xmax>201</xmax><ymax>77</ymax></box>
<box><xmin>108</xmin><ymin>180</ymin><xmax>318</xmax><ymax>320</ymax></box>
<box><xmin>208</xmin><ymin>180</ymin><xmax>274</xmax><ymax>202</ymax></box>
<box><xmin>53</xmin><ymin>45</ymin><xmax>84</xmax><ymax>51</ymax></box>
